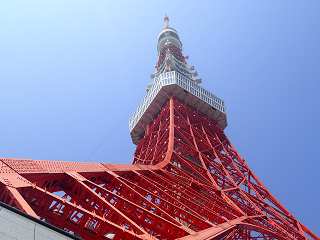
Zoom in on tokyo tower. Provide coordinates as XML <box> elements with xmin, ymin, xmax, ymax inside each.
<box><xmin>0</xmin><ymin>16</ymin><xmax>318</xmax><ymax>240</ymax></box>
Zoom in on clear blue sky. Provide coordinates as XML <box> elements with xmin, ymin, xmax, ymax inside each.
<box><xmin>1</xmin><ymin>0</ymin><xmax>319</xmax><ymax>236</ymax></box>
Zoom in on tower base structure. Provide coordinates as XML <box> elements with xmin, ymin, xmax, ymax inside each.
<box><xmin>0</xmin><ymin>96</ymin><xmax>318</xmax><ymax>240</ymax></box>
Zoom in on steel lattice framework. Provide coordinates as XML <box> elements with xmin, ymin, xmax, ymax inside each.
<box><xmin>0</xmin><ymin>97</ymin><xmax>318</xmax><ymax>240</ymax></box>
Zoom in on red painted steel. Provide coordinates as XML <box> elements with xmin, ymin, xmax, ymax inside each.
<box><xmin>0</xmin><ymin>96</ymin><xmax>318</xmax><ymax>239</ymax></box>
<box><xmin>156</xmin><ymin>43</ymin><xmax>187</xmax><ymax>70</ymax></box>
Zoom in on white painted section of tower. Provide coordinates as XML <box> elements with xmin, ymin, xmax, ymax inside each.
<box><xmin>129</xmin><ymin>71</ymin><xmax>227</xmax><ymax>144</ymax></box>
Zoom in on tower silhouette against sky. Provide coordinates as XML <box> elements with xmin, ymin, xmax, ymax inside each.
<box><xmin>0</xmin><ymin>16</ymin><xmax>318</xmax><ymax>240</ymax></box>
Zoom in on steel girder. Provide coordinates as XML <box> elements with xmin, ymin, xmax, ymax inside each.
<box><xmin>0</xmin><ymin>96</ymin><xmax>318</xmax><ymax>240</ymax></box>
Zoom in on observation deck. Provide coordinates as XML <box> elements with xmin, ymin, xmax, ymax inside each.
<box><xmin>129</xmin><ymin>71</ymin><xmax>227</xmax><ymax>145</ymax></box>
<box><xmin>157</xmin><ymin>28</ymin><xmax>182</xmax><ymax>53</ymax></box>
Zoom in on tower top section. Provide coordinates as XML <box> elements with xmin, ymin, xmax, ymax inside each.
<box><xmin>152</xmin><ymin>16</ymin><xmax>200</xmax><ymax>83</ymax></box>
<box><xmin>157</xmin><ymin>15</ymin><xmax>182</xmax><ymax>53</ymax></box>
<box><xmin>129</xmin><ymin>17</ymin><xmax>227</xmax><ymax>145</ymax></box>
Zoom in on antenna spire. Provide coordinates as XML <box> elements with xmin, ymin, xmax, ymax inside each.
<box><xmin>164</xmin><ymin>14</ymin><xmax>170</xmax><ymax>28</ymax></box>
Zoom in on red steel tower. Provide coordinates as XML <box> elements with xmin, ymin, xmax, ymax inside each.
<box><xmin>0</xmin><ymin>16</ymin><xmax>318</xmax><ymax>240</ymax></box>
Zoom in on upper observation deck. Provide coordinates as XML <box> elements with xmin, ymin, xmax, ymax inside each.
<box><xmin>129</xmin><ymin>71</ymin><xmax>227</xmax><ymax>145</ymax></box>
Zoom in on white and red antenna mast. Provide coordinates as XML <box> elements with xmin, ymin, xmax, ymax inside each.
<box><xmin>164</xmin><ymin>14</ymin><xmax>170</xmax><ymax>28</ymax></box>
